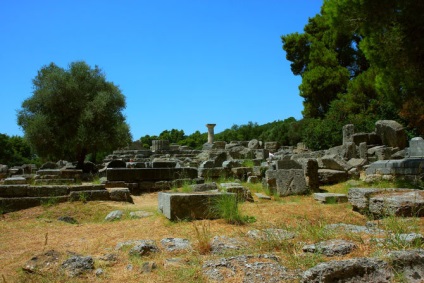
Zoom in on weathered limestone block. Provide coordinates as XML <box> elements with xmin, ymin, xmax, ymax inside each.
<box><xmin>369</xmin><ymin>190</ymin><xmax>424</xmax><ymax>217</ymax></box>
<box><xmin>4</xmin><ymin>176</ymin><xmax>28</xmax><ymax>185</ymax></box>
<box><xmin>106</xmin><ymin>159</ymin><xmax>127</xmax><ymax>168</ymax></box>
<box><xmin>68</xmin><ymin>184</ymin><xmax>106</xmax><ymax>192</ymax></box>
<box><xmin>375</xmin><ymin>120</ymin><xmax>408</xmax><ymax>149</ymax></box>
<box><xmin>0</xmin><ymin>196</ymin><xmax>68</xmax><ymax>213</ymax></box>
<box><xmin>158</xmin><ymin>192</ymin><xmax>236</xmax><ymax>221</ymax></box>
<box><xmin>265</xmin><ymin>169</ymin><xmax>309</xmax><ymax>196</ymax></box>
<box><xmin>343</xmin><ymin>124</ymin><xmax>355</xmax><ymax>144</ymax></box>
<box><xmin>303</xmin><ymin>158</ymin><xmax>320</xmax><ymax>191</ymax></box>
<box><xmin>199</xmin><ymin>160</ymin><xmax>215</xmax><ymax>169</ymax></box>
<box><xmin>107</xmin><ymin>168</ymin><xmax>198</xmax><ymax>182</ymax></box>
<box><xmin>198</xmin><ymin>168</ymin><xmax>229</xmax><ymax>179</ymax></box>
<box><xmin>264</xmin><ymin>142</ymin><xmax>280</xmax><ymax>152</ymax></box>
<box><xmin>318</xmin><ymin>169</ymin><xmax>348</xmax><ymax>185</ymax></box>
<box><xmin>108</xmin><ymin>188</ymin><xmax>133</xmax><ymax>203</ymax></box>
<box><xmin>343</xmin><ymin>142</ymin><xmax>357</xmax><ymax>160</ymax></box>
<box><xmin>220</xmin><ymin>183</ymin><xmax>253</xmax><ymax>202</ymax></box>
<box><xmin>203</xmin><ymin>254</ymin><xmax>294</xmax><ymax>282</ymax></box>
<box><xmin>190</xmin><ymin>182</ymin><xmax>218</xmax><ymax>192</ymax></box>
<box><xmin>69</xmin><ymin>190</ymin><xmax>111</xmax><ymax>202</ymax></box>
<box><xmin>276</xmin><ymin>159</ymin><xmax>302</xmax><ymax>170</ymax></box>
<box><xmin>152</xmin><ymin>160</ymin><xmax>177</xmax><ymax>168</ymax></box>
<box><xmin>222</xmin><ymin>160</ymin><xmax>242</xmax><ymax>169</ymax></box>
<box><xmin>60</xmin><ymin>169</ymin><xmax>82</xmax><ymax>180</ymax></box>
<box><xmin>0</xmin><ymin>185</ymin><xmax>29</xmax><ymax>197</ymax></box>
<box><xmin>301</xmin><ymin>258</ymin><xmax>392</xmax><ymax>283</ymax></box>
<box><xmin>37</xmin><ymin>169</ymin><xmax>61</xmax><ymax>176</ymax></box>
<box><xmin>27</xmin><ymin>185</ymin><xmax>69</xmax><ymax>197</ymax></box>
<box><xmin>302</xmin><ymin>239</ymin><xmax>357</xmax><ymax>256</ymax></box>
<box><xmin>320</xmin><ymin>154</ymin><xmax>352</xmax><ymax>171</ymax></box>
<box><xmin>348</xmin><ymin>187</ymin><xmax>390</xmax><ymax>213</ymax></box>
<box><xmin>313</xmin><ymin>193</ymin><xmax>348</xmax><ymax>204</ymax></box>
<box><xmin>230</xmin><ymin>167</ymin><xmax>253</xmax><ymax>181</ymax></box>
<box><xmin>34</xmin><ymin>179</ymin><xmax>75</xmax><ymax>185</ymax></box>
<box><xmin>407</xmin><ymin>137</ymin><xmax>424</xmax><ymax>158</ymax></box>
<box><xmin>248</xmin><ymin>139</ymin><xmax>260</xmax><ymax>149</ymax></box>
<box><xmin>388</xmin><ymin>249</ymin><xmax>424</xmax><ymax>282</ymax></box>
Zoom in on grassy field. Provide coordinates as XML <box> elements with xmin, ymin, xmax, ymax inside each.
<box><xmin>1</xmin><ymin>180</ymin><xmax>423</xmax><ymax>282</ymax></box>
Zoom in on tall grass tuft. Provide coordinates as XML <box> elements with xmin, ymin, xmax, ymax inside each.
<box><xmin>210</xmin><ymin>194</ymin><xmax>255</xmax><ymax>225</ymax></box>
<box><xmin>193</xmin><ymin>221</ymin><xmax>212</xmax><ymax>255</ymax></box>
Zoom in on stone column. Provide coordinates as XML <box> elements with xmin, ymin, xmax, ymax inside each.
<box><xmin>206</xmin><ymin>124</ymin><xmax>216</xmax><ymax>144</ymax></box>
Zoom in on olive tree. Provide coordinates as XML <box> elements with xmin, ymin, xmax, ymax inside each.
<box><xmin>17</xmin><ymin>61</ymin><xmax>132</xmax><ymax>168</ymax></box>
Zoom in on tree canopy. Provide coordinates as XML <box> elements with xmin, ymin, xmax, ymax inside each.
<box><xmin>17</xmin><ymin>61</ymin><xmax>132</xmax><ymax>167</ymax></box>
<box><xmin>282</xmin><ymin>0</ymin><xmax>424</xmax><ymax>136</ymax></box>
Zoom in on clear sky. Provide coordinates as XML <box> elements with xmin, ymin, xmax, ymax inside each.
<box><xmin>0</xmin><ymin>1</ymin><xmax>322</xmax><ymax>140</ymax></box>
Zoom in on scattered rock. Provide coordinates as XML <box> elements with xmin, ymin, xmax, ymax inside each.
<box><xmin>61</xmin><ymin>255</ymin><xmax>94</xmax><ymax>277</ymax></box>
<box><xmin>255</xmin><ymin>193</ymin><xmax>271</xmax><ymax>200</ymax></box>
<box><xmin>108</xmin><ymin>188</ymin><xmax>133</xmax><ymax>203</ymax></box>
<box><xmin>313</xmin><ymin>193</ymin><xmax>348</xmax><ymax>204</ymax></box>
<box><xmin>302</xmin><ymin>239</ymin><xmax>357</xmax><ymax>256</ymax></box>
<box><xmin>325</xmin><ymin>223</ymin><xmax>385</xmax><ymax>235</ymax></box>
<box><xmin>301</xmin><ymin>257</ymin><xmax>392</xmax><ymax>283</ymax></box>
<box><xmin>95</xmin><ymin>268</ymin><xmax>104</xmax><ymax>276</ymax></box>
<box><xmin>190</xmin><ymin>182</ymin><xmax>218</xmax><ymax>192</ymax></box>
<box><xmin>160</xmin><ymin>238</ymin><xmax>191</xmax><ymax>252</ymax></box>
<box><xmin>22</xmin><ymin>250</ymin><xmax>61</xmax><ymax>273</ymax></box>
<box><xmin>247</xmin><ymin>228</ymin><xmax>296</xmax><ymax>241</ymax></box>
<box><xmin>211</xmin><ymin>236</ymin><xmax>246</xmax><ymax>254</ymax></box>
<box><xmin>220</xmin><ymin>183</ymin><xmax>254</xmax><ymax>202</ymax></box>
<box><xmin>164</xmin><ymin>258</ymin><xmax>189</xmax><ymax>268</ymax></box>
<box><xmin>203</xmin><ymin>254</ymin><xmax>298</xmax><ymax>282</ymax></box>
<box><xmin>388</xmin><ymin>249</ymin><xmax>424</xmax><ymax>283</ymax></box>
<box><xmin>105</xmin><ymin>210</ymin><xmax>123</xmax><ymax>221</ymax></box>
<box><xmin>129</xmin><ymin>240</ymin><xmax>159</xmax><ymax>256</ymax></box>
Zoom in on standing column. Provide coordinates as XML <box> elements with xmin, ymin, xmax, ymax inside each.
<box><xmin>206</xmin><ymin>124</ymin><xmax>216</xmax><ymax>144</ymax></box>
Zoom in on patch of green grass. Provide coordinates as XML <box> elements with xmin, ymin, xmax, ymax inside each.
<box><xmin>40</xmin><ymin>196</ymin><xmax>60</xmax><ymax>208</ymax></box>
<box><xmin>241</xmin><ymin>159</ymin><xmax>254</xmax><ymax>168</ymax></box>
<box><xmin>296</xmin><ymin>216</ymin><xmax>335</xmax><ymax>242</ymax></box>
<box><xmin>210</xmin><ymin>194</ymin><xmax>255</xmax><ymax>225</ymax></box>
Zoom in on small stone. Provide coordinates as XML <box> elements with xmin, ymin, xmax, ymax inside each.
<box><xmin>61</xmin><ymin>255</ymin><xmax>94</xmax><ymax>277</ymax></box>
<box><xmin>140</xmin><ymin>262</ymin><xmax>157</xmax><ymax>273</ymax></box>
<box><xmin>247</xmin><ymin>228</ymin><xmax>296</xmax><ymax>241</ymax></box>
<box><xmin>255</xmin><ymin>193</ymin><xmax>271</xmax><ymax>200</ymax></box>
<box><xmin>302</xmin><ymin>239</ymin><xmax>357</xmax><ymax>256</ymax></box>
<box><xmin>160</xmin><ymin>238</ymin><xmax>191</xmax><ymax>252</ymax></box>
<box><xmin>129</xmin><ymin>240</ymin><xmax>159</xmax><ymax>256</ymax></box>
<box><xmin>105</xmin><ymin>210</ymin><xmax>123</xmax><ymax>221</ymax></box>
<box><xmin>58</xmin><ymin>216</ymin><xmax>78</xmax><ymax>224</ymax></box>
<box><xmin>129</xmin><ymin>211</ymin><xmax>154</xmax><ymax>219</ymax></box>
<box><xmin>95</xmin><ymin>268</ymin><xmax>104</xmax><ymax>276</ymax></box>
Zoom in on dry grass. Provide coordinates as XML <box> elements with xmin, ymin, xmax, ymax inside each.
<box><xmin>1</xmin><ymin>181</ymin><xmax>423</xmax><ymax>282</ymax></box>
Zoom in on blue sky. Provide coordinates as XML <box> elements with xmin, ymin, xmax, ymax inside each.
<box><xmin>0</xmin><ymin>1</ymin><xmax>322</xmax><ymax>140</ymax></box>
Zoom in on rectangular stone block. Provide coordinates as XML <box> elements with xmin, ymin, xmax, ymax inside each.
<box><xmin>158</xmin><ymin>192</ymin><xmax>236</xmax><ymax>221</ymax></box>
<box><xmin>408</xmin><ymin>138</ymin><xmax>424</xmax><ymax>158</ymax></box>
<box><xmin>27</xmin><ymin>185</ymin><xmax>69</xmax><ymax>197</ymax></box>
<box><xmin>313</xmin><ymin>193</ymin><xmax>348</xmax><ymax>204</ymax></box>
<box><xmin>198</xmin><ymin>168</ymin><xmax>229</xmax><ymax>179</ymax></box>
<box><xmin>0</xmin><ymin>185</ymin><xmax>29</xmax><ymax>197</ymax></box>
<box><xmin>265</xmin><ymin>169</ymin><xmax>308</xmax><ymax>196</ymax></box>
<box><xmin>36</xmin><ymin>169</ymin><xmax>61</xmax><ymax>176</ymax></box>
<box><xmin>107</xmin><ymin>168</ymin><xmax>198</xmax><ymax>182</ymax></box>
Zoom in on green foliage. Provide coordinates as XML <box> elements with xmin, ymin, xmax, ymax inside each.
<box><xmin>211</xmin><ymin>194</ymin><xmax>256</xmax><ymax>225</ymax></box>
<box><xmin>17</xmin><ymin>61</ymin><xmax>132</xmax><ymax>168</ymax></box>
<box><xmin>282</xmin><ymin>0</ymin><xmax>424</xmax><ymax>137</ymax></box>
<box><xmin>140</xmin><ymin>129</ymin><xmax>207</xmax><ymax>150</ymax></box>
<box><xmin>0</xmin><ymin>133</ymin><xmax>41</xmax><ymax>166</ymax></box>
